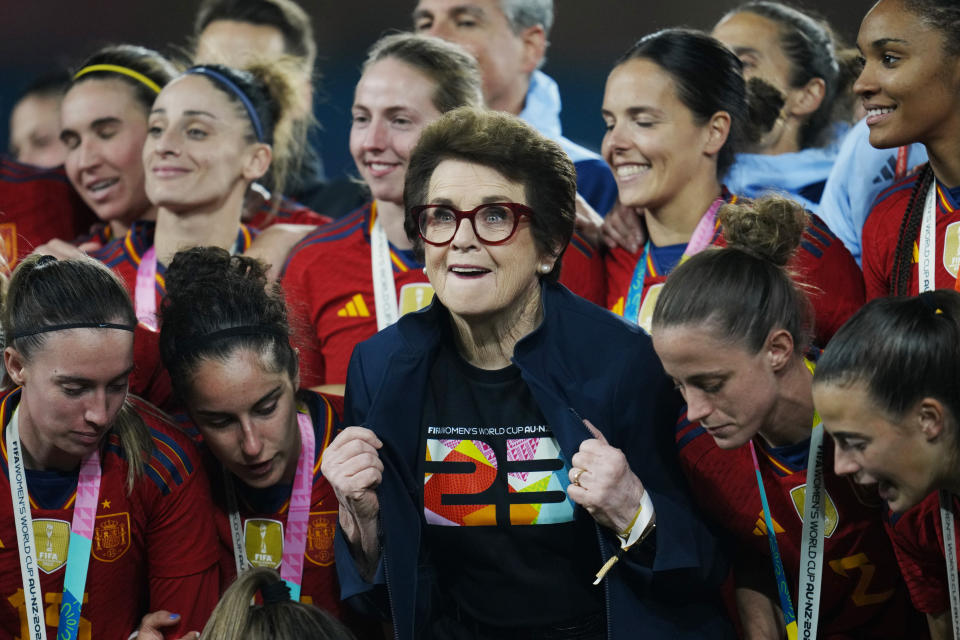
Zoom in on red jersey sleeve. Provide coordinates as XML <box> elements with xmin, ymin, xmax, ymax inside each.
<box><xmin>0</xmin><ymin>158</ymin><xmax>96</xmax><ymax>267</ymax></box>
<box><xmin>282</xmin><ymin>244</ymin><xmax>328</xmax><ymax>388</ymax></box>
<box><xmin>133</xmin><ymin>399</ymin><xmax>220</xmax><ymax>626</ymax></box>
<box><xmin>149</xmin><ymin>569</ymin><xmax>221</xmax><ymax>638</ymax></box>
<box><xmin>557</xmin><ymin>231</ymin><xmax>605</xmax><ymax>305</ymax></box>
<box><xmin>861</xmin><ymin>175</ymin><xmax>919</xmax><ymax>300</ymax></box>
<box><xmin>246</xmin><ymin>195</ymin><xmax>332</xmax><ymax>230</ymax></box>
<box><xmin>885</xmin><ymin>492</ymin><xmax>958</xmax><ymax>614</ymax></box>
<box><xmin>790</xmin><ymin>214</ymin><xmax>865</xmax><ymax>344</ymax></box>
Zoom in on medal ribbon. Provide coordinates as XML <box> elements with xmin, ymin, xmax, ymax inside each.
<box><xmin>623</xmin><ymin>196</ymin><xmax>725</xmax><ymax>325</ymax></box>
<box><xmin>938</xmin><ymin>491</ymin><xmax>960</xmax><ymax>640</ymax></box>
<box><xmin>369</xmin><ymin>202</ymin><xmax>400</xmax><ymax>331</ymax></box>
<box><xmin>135</xmin><ymin>229</ymin><xmax>252</xmax><ymax>332</ymax></box>
<box><xmin>747</xmin><ymin>396</ymin><xmax>826</xmax><ymax>640</ymax></box>
<box><xmin>135</xmin><ymin>246</ymin><xmax>159</xmax><ymax>332</ymax></box>
<box><xmin>749</xmin><ymin>439</ymin><xmax>799</xmax><ymax>640</ymax></box>
<box><xmin>6</xmin><ymin>407</ymin><xmax>102</xmax><ymax>640</ymax></box>
<box><xmin>917</xmin><ymin>221</ymin><xmax>960</xmax><ymax>638</ymax></box>
<box><xmin>227</xmin><ymin>409</ymin><xmax>315</xmax><ymax>601</ymax></box>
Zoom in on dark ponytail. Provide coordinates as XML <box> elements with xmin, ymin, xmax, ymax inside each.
<box><xmin>814</xmin><ymin>290</ymin><xmax>960</xmax><ymax>436</ymax></box>
<box><xmin>616</xmin><ymin>28</ymin><xmax>783</xmax><ymax>177</ymax></box>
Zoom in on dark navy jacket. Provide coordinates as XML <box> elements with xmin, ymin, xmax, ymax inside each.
<box><xmin>335</xmin><ymin>282</ymin><xmax>734</xmax><ymax>639</ymax></box>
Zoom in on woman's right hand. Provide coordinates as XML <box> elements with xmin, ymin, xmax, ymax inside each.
<box><xmin>601</xmin><ymin>201</ymin><xmax>646</xmax><ymax>252</ymax></box>
<box><xmin>31</xmin><ymin>238</ymin><xmax>88</xmax><ymax>261</ymax></box>
<box><xmin>321</xmin><ymin>426</ymin><xmax>384</xmax><ymax>578</ymax></box>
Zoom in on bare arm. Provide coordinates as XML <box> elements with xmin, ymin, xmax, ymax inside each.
<box><xmin>734</xmin><ymin>554</ymin><xmax>786</xmax><ymax>640</ymax></box>
<box><xmin>927</xmin><ymin>611</ymin><xmax>954</xmax><ymax>640</ymax></box>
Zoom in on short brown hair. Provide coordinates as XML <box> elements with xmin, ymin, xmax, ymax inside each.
<box><xmin>362</xmin><ymin>33</ymin><xmax>482</xmax><ymax>115</ymax></box>
<box><xmin>403</xmin><ymin>106</ymin><xmax>576</xmax><ymax>282</ymax></box>
<box><xmin>195</xmin><ymin>0</ymin><xmax>316</xmax><ymax>70</ymax></box>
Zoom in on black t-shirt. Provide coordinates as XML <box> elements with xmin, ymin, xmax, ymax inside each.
<box><xmin>419</xmin><ymin>339</ymin><xmax>604</xmax><ymax>630</ymax></box>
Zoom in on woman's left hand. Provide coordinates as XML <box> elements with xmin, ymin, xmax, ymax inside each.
<box><xmin>567</xmin><ymin>419</ymin><xmax>646</xmax><ymax>534</ymax></box>
<box><xmin>133</xmin><ymin>611</ymin><xmax>198</xmax><ymax>640</ymax></box>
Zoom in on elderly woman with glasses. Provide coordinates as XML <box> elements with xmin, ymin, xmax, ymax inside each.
<box><xmin>321</xmin><ymin>107</ymin><xmax>734</xmax><ymax>640</ymax></box>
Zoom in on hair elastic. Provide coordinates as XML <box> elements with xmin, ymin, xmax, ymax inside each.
<box><xmin>10</xmin><ymin>322</ymin><xmax>136</xmax><ymax>341</ymax></box>
<box><xmin>919</xmin><ymin>290</ymin><xmax>945</xmax><ymax>315</ymax></box>
<box><xmin>260</xmin><ymin>579</ymin><xmax>290</xmax><ymax>605</ymax></box>
<box><xmin>73</xmin><ymin>64</ymin><xmax>162</xmax><ymax>94</ymax></box>
<box><xmin>176</xmin><ymin>325</ymin><xmax>287</xmax><ymax>356</ymax></box>
<box><xmin>184</xmin><ymin>66</ymin><xmax>265</xmax><ymax>142</ymax></box>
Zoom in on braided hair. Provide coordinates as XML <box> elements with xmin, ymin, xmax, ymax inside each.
<box><xmin>891</xmin><ymin>164</ymin><xmax>934</xmax><ymax>296</ymax></box>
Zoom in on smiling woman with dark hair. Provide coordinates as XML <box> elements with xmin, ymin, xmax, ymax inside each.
<box><xmin>602</xmin><ymin>28</ymin><xmax>863</xmax><ymax>345</ymax></box>
<box><xmin>859</xmin><ymin>0</ymin><xmax>960</xmax><ymax>301</ymax></box>
<box><xmin>321</xmin><ymin>106</ymin><xmax>734</xmax><ymax>640</ymax></box>
<box><xmin>813</xmin><ymin>288</ymin><xmax>960</xmax><ymax>639</ymax></box>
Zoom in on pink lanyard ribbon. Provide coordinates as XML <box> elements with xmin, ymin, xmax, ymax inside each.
<box><xmin>135</xmin><ymin>246</ymin><xmax>158</xmax><ymax>332</ymax></box>
<box><xmin>7</xmin><ymin>406</ymin><xmax>102</xmax><ymax>640</ymax></box>
<box><xmin>227</xmin><ymin>409</ymin><xmax>315</xmax><ymax>601</ymax></box>
<box><xmin>281</xmin><ymin>411</ymin><xmax>315</xmax><ymax>600</ymax></box>
<box><xmin>623</xmin><ymin>196</ymin><xmax>724</xmax><ymax>325</ymax></box>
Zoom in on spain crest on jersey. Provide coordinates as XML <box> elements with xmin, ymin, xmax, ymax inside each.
<box><xmin>34</xmin><ymin>519</ymin><xmax>70</xmax><ymax>573</ymax></box>
<box><xmin>244</xmin><ymin>518</ymin><xmax>284</xmax><ymax>569</ymax></box>
<box><xmin>93</xmin><ymin>512</ymin><xmax>131</xmax><ymax>562</ymax></box>
<box><xmin>789</xmin><ymin>484</ymin><xmax>839</xmax><ymax>537</ymax></box>
<box><xmin>305</xmin><ymin>511</ymin><xmax>336</xmax><ymax>566</ymax></box>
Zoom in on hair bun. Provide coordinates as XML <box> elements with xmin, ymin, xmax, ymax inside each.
<box><xmin>718</xmin><ymin>195</ymin><xmax>808</xmax><ymax>267</ymax></box>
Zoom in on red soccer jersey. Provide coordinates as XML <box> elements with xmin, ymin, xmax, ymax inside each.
<box><xmin>90</xmin><ymin>221</ymin><xmax>257</xmax><ymax>410</ymax></box>
<box><xmin>605</xmin><ymin>192</ymin><xmax>865</xmax><ymax>346</ymax></box>
<box><xmin>861</xmin><ymin>167</ymin><xmax>960</xmax><ymax>299</ymax></box>
<box><xmin>884</xmin><ymin>491</ymin><xmax>960</xmax><ymax>615</ymax></box>
<box><xmin>281</xmin><ymin>202</ymin><xmax>605</xmax><ymax>388</ymax></box>
<box><xmin>0</xmin><ymin>390</ymin><xmax>220</xmax><ymax>640</ymax></box>
<box><xmin>0</xmin><ymin>157</ymin><xmax>96</xmax><ymax>267</ymax></box>
<box><xmin>674</xmin><ymin>413</ymin><xmax>924</xmax><ymax>637</ymax></box>
<box><xmin>202</xmin><ymin>391</ymin><xmax>341</xmax><ymax>616</ymax></box>
<box><xmin>245</xmin><ymin>195</ymin><xmax>332</xmax><ymax>230</ymax></box>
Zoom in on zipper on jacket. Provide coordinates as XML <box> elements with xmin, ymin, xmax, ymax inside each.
<box><xmin>380</xmin><ymin>513</ymin><xmax>400</xmax><ymax>640</ymax></box>
<box><xmin>594</xmin><ymin>523</ymin><xmax>613</xmax><ymax>640</ymax></box>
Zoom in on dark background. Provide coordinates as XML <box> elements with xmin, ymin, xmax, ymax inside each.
<box><xmin>1</xmin><ymin>1</ymin><xmax>872</xmax><ymax>178</ymax></box>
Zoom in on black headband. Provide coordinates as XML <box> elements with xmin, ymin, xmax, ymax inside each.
<box><xmin>9</xmin><ymin>322</ymin><xmax>136</xmax><ymax>341</ymax></box>
<box><xmin>176</xmin><ymin>325</ymin><xmax>288</xmax><ymax>356</ymax></box>
<box><xmin>260</xmin><ymin>579</ymin><xmax>290</xmax><ymax>605</ymax></box>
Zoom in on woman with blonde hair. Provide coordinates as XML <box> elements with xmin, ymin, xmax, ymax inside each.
<box><xmin>200</xmin><ymin>568</ymin><xmax>354</xmax><ymax>640</ymax></box>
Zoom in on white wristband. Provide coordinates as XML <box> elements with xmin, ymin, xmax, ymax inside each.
<box><xmin>618</xmin><ymin>490</ymin><xmax>655</xmax><ymax>550</ymax></box>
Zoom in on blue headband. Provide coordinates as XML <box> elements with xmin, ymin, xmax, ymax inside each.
<box><xmin>185</xmin><ymin>66</ymin><xmax>265</xmax><ymax>142</ymax></box>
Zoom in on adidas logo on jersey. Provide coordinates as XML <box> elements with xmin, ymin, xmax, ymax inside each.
<box><xmin>752</xmin><ymin>511</ymin><xmax>785</xmax><ymax>537</ymax></box>
<box><xmin>337</xmin><ymin>294</ymin><xmax>370</xmax><ymax>318</ymax></box>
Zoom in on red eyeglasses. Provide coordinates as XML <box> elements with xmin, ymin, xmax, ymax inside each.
<box><xmin>412</xmin><ymin>202</ymin><xmax>534</xmax><ymax>246</ymax></box>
